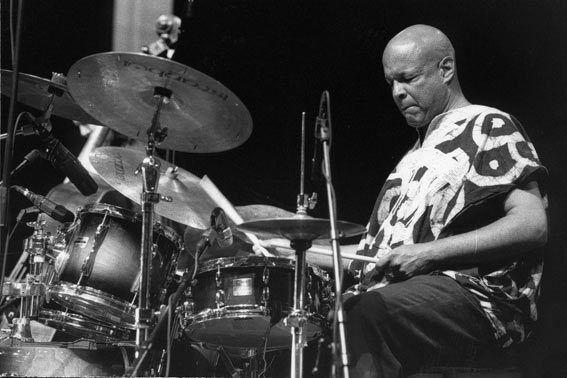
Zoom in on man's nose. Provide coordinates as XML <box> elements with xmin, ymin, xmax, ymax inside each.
<box><xmin>392</xmin><ymin>81</ymin><xmax>407</xmax><ymax>99</ymax></box>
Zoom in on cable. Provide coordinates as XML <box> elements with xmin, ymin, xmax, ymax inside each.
<box><xmin>165</xmin><ymin>293</ymin><xmax>173</xmax><ymax>377</ymax></box>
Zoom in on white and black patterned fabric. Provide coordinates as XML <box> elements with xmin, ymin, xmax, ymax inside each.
<box><xmin>349</xmin><ymin>104</ymin><xmax>548</xmax><ymax>347</ymax></box>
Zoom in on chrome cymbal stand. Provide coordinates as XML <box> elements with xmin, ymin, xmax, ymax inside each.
<box><xmin>284</xmin><ymin>112</ymin><xmax>317</xmax><ymax>378</ymax></box>
<box><xmin>284</xmin><ymin>238</ymin><xmax>312</xmax><ymax>378</ymax></box>
<box><xmin>133</xmin><ymin>87</ymin><xmax>170</xmax><ymax>362</ymax></box>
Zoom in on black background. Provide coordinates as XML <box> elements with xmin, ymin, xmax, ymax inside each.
<box><xmin>1</xmin><ymin>0</ymin><xmax>566</xmax><ymax>376</ymax></box>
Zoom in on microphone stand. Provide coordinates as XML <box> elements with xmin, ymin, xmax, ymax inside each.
<box><xmin>126</xmin><ymin>267</ymin><xmax>195</xmax><ymax>377</ymax></box>
<box><xmin>0</xmin><ymin>0</ymin><xmax>24</xmax><ymax>302</ymax></box>
<box><xmin>315</xmin><ymin>92</ymin><xmax>350</xmax><ymax>378</ymax></box>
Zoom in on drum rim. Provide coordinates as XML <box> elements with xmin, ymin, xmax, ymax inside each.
<box><xmin>196</xmin><ymin>255</ymin><xmax>296</xmax><ymax>273</ymax></box>
<box><xmin>154</xmin><ymin>221</ymin><xmax>184</xmax><ymax>249</ymax></box>
<box><xmin>49</xmin><ymin>283</ymin><xmax>137</xmax><ymax>328</ymax></box>
<box><xmin>77</xmin><ymin>203</ymin><xmax>141</xmax><ymax>222</ymax></box>
<box><xmin>38</xmin><ymin>309</ymin><xmax>135</xmax><ymax>343</ymax></box>
<box><xmin>185</xmin><ymin>311</ymin><xmax>327</xmax><ymax>350</ymax></box>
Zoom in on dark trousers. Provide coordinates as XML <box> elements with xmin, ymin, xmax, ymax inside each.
<box><xmin>344</xmin><ymin>274</ymin><xmax>497</xmax><ymax>378</ymax></box>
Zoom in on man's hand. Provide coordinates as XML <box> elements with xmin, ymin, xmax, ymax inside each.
<box><xmin>374</xmin><ymin>243</ymin><xmax>437</xmax><ymax>281</ymax></box>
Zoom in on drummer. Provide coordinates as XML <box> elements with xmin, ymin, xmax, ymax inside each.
<box><xmin>210</xmin><ymin>24</ymin><xmax>548</xmax><ymax>378</ymax></box>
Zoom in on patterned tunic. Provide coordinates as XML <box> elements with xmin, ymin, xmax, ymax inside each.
<box><xmin>349</xmin><ymin>104</ymin><xmax>547</xmax><ymax>347</ymax></box>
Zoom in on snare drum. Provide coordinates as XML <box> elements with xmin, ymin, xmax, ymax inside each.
<box><xmin>49</xmin><ymin>204</ymin><xmax>182</xmax><ymax>329</ymax></box>
<box><xmin>181</xmin><ymin>256</ymin><xmax>333</xmax><ymax>350</ymax></box>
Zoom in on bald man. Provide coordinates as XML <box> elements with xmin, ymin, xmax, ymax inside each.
<box><xmin>343</xmin><ymin>25</ymin><xmax>548</xmax><ymax>377</ymax></box>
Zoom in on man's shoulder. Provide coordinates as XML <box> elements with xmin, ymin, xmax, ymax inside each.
<box><xmin>462</xmin><ymin>104</ymin><xmax>511</xmax><ymax>118</ymax></box>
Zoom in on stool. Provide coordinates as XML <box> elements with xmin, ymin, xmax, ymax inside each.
<box><xmin>408</xmin><ymin>345</ymin><xmax>523</xmax><ymax>378</ymax></box>
<box><xmin>409</xmin><ymin>365</ymin><xmax>522</xmax><ymax>378</ymax></box>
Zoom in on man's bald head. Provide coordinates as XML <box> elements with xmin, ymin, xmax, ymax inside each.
<box><xmin>382</xmin><ymin>25</ymin><xmax>468</xmax><ymax>128</ymax></box>
<box><xmin>383</xmin><ymin>24</ymin><xmax>455</xmax><ymax>71</ymax></box>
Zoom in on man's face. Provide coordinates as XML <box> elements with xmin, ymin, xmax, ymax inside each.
<box><xmin>382</xmin><ymin>43</ymin><xmax>448</xmax><ymax>128</ymax></box>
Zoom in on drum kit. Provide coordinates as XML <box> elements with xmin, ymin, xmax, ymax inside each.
<box><xmin>0</xmin><ymin>51</ymin><xmax>367</xmax><ymax>377</ymax></box>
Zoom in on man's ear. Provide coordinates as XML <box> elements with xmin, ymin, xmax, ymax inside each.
<box><xmin>439</xmin><ymin>56</ymin><xmax>455</xmax><ymax>83</ymax></box>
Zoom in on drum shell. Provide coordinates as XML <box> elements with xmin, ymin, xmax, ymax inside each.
<box><xmin>182</xmin><ymin>256</ymin><xmax>333</xmax><ymax>349</ymax></box>
<box><xmin>49</xmin><ymin>203</ymin><xmax>182</xmax><ymax>327</ymax></box>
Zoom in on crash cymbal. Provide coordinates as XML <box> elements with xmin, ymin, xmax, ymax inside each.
<box><xmin>235</xmin><ymin>204</ymin><xmax>296</xmax><ymax>221</ymax></box>
<box><xmin>237</xmin><ymin>213</ymin><xmax>366</xmax><ymax>241</ymax></box>
<box><xmin>0</xmin><ymin>69</ymin><xmax>101</xmax><ymax>125</ymax></box>
<box><xmin>67</xmin><ymin>52</ymin><xmax>253</xmax><ymax>153</ymax></box>
<box><xmin>89</xmin><ymin>146</ymin><xmax>217</xmax><ymax>229</ymax></box>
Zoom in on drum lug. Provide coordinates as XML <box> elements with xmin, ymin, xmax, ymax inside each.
<box><xmin>215</xmin><ymin>265</ymin><xmax>222</xmax><ymax>287</ymax></box>
<box><xmin>79</xmin><ymin>211</ymin><xmax>110</xmax><ymax>282</ymax></box>
<box><xmin>262</xmin><ymin>286</ymin><xmax>270</xmax><ymax>306</ymax></box>
<box><xmin>215</xmin><ymin>289</ymin><xmax>225</xmax><ymax>308</ymax></box>
<box><xmin>262</xmin><ymin>265</ymin><xmax>270</xmax><ymax>285</ymax></box>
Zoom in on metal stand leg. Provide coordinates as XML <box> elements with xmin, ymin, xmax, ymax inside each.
<box><xmin>285</xmin><ymin>239</ymin><xmax>311</xmax><ymax>378</ymax></box>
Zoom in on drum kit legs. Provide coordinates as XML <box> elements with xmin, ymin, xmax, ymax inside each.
<box><xmin>1</xmin><ymin>49</ymin><xmax>365</xmax><ymax>377</ymax></box>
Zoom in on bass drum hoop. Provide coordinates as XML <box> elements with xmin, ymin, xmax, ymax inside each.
<box><xmin>47</xmin><ymin>284</ymin><xmax>138</xmax><ymax>328</ymax></box>
<box><xmin>38</xmin><ymin>309</ymin><xmax>135</xmax><ymax>344</ymax></box>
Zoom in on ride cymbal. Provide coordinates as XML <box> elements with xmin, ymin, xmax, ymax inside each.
<box><xmin>89</xmin><ymin>146</ymin><xmax>217</xmax><ymax>229</ymax></box>
<box><xmin>67</xmin><ymin>52</ymin><xmax>252</xmax><ymax>153</ymax></box>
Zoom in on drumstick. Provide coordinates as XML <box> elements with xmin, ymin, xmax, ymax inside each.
<box><xmin>199</xmin><ymin>175</ymin><xmax>274</xmax><ymax>257</ymax></box>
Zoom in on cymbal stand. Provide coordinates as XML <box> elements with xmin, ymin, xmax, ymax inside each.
<box><xmin>284</xmin><ymin>112</ymin><xmax>316</xmax><ymax>378</ymax></box>
<box><xmin>285</xmin><ymin>238</ymin><xmax>311</xmax><ymax>378</ymax></box>
<box><xmin>134</xmin><ymin>87</ymin><xmax>170</xmax><ymax>358</ymax></box>
<box><xmin>316</xmin><ymin>91</ymin><xmax>350</xmax><ymax>378</ymax></box>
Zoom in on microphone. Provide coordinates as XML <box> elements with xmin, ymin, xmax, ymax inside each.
<box><xmin>193</xmin><ymin>207</ymin><xmax>233</xmax><ymax>258</ymax></box>
<box><xmin>13</xmin><ymin>186</ymin><xmax>75</xmax><ymax>223</ymax></box>
<box><xmin>211</xmin><ymin>207</ymin><xmax>233</xmax><ymax>248</ymax></box>
<box><xmin>311</xmin><ymin>91</ymin><xmax>329</xmax><ymax>182</ymax></box>
<box><xmin>25</xmin><ymin>112</ymin><xmax>98</xmax><ymax>196</ymax></box>
<box><xmin>194</xmin><ymin>227</ymin><xmax>216</xmax><ymax>258</ymax></box>
<box><xmin>10</xmin><ymin>149</ymin><xmax>46</xmax><ymax>177</ymax></box>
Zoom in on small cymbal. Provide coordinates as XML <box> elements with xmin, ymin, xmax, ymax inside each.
<box><xmin>67</xmin><ymin>52</ymin><xmax>253</xmax><ymax>153</ymax></box>
<box><xmin>89</xmin><ymin>146</ymin><xmax>217</xmax><ymax>229</ymax></box>
<box><xmin>0</xmin><ymin>69</ymin><xmax>101</xmax><ymax>125</ymax></box>
<box><xmin>237</xmin><ymin>213</ymin><xmax>366</xmax><ymax>241</ymax></box>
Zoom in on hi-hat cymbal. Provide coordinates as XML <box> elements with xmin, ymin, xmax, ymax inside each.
<box><xmin>237</xmin><ymin>213</ymin><xmax>366</xmax><ymax>242</ymax></box>
<box><xmin>67</xmin><ymin>52</ymin><xmax>253</xmax><ymax>153</ymax></box>
<box><xmin>183</xmin><ymin>204</ymin><xmax>297</xmax><ymax>250</ymax></box>
<box><xmin>0</xmin><ymin>69</ymin><xmax>101</xmax><ymax>125</ymax></box>
<box><xmin>89</xmin><ymin>146</ymin><xmax>217</xmax><ymax>229</ymax></box>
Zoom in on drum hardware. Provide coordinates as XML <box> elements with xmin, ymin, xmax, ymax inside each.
<box><xmin>236</xmin><ymin>91</ymin><xmax>362</xmax><ymax>378</ymax></box>
<box><xmin>297</xmin><ymin>111</ymin><xmax>318</xmax><ymax>214</ymax></box>
<box><xmin>1</xmin><ymin>220</ymin><xmax>52</xmax><ymax>342</ymax></box>
<box><xmin>313</xmin><ymin>90</ymin><xmax>350</xmax><ymax>378</ymax></box>
<box><xmin>76</xmin><ymin>209</ymin><xmax>110</xmax><ymax>288</ymax></box>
